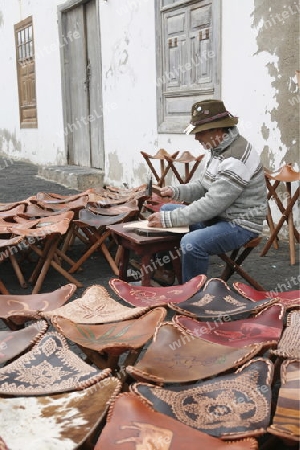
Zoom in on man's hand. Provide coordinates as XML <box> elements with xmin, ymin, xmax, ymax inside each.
<box><xmin>160</xmin><ymin>187</ymin><xmax>173</xmax><ymax>197</ymax></box>
<box><xmin>152</xmin><ymin>186</ymin><xmax>173</xmax><ymax>197</ymax></box>
<box><xmin>147</xmin><ymin>212</ymin><xmax>163</xmax><ymax>228</ymax></box>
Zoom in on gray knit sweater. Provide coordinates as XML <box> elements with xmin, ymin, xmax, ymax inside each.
<box><xmin>161</xmin><ymin>129</ymin><xmax>268</xmax><ymax>234</ymax></box>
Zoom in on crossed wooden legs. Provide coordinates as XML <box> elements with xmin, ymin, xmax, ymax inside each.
<box><xmin>261</xmin><ymin>177</ymin><xmax>299</xmax><ymax>264</ymax></box>
<box><xmin>219</xmin><ymin>237</ymin><xmax>264</xmax><ymax>291</ymax></box>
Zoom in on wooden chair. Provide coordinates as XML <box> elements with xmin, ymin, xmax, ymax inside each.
<box><xmin>65</xmin><ymin>207</ymin><xmax>140</xmax><ymax>276</ymax></box>
<box><xmin>218</xmin><ymin>237</ymin><xmax>265</xmax><ymax>290</ymax></box>
<box><xmin>0</xmin><ymin>234</ymin><xmax>28</xmax><ymax>292</ymax></box>
<box><xmin>261</xmin><ymin>164</ymin><xmax>300</xmax><ymax>265</ymax></box>
<box><xmin>10</xmin><ymin>211</ymin><xmax>82</xmax><ymax>293</ymax></box>
<box><xmin>164</xmin><ymin>151</ymin><xmax>204</xmax><ymax>184</ymax></box>
<box><xmin>140</xmin><ymin>149</ymin><xmax>179</xmax><ymax>187</ymax></box>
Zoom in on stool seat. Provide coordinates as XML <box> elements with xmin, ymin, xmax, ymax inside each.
<box><xmin>266</xmin><ymin>163</ymin><xmax>300</xmax><ymax>182</ymax></box>
<box><xmin>174</xmin><ymin>150</ymin><xmax>198</xmax><ymax>163</ymax></box>
<box><xmin>219</xmin><ymin>237</ymin><xmax>264</xmax><ymax>290</ymax></box>
<box><xmin>166</xmin><ymin>151</ymin><xmax>205</xmax><ymax>184</ymax></box>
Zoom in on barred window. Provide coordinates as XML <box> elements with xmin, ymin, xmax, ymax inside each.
<box><xmin>14</xmin><ymin>16</ymin><xmax>38</xmax><ymax>128</ymax></box>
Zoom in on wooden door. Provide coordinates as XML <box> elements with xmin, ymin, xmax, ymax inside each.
<box><xmin>60</xmin><ymin>0</ymin><xmax>104</xmax><ymax>168</ymax></box>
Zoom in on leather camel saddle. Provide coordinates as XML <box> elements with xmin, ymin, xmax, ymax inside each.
<box><xmin>0</xmin><ymin>376</ymin><xmax>121</xmax><ymax>450</ymax></box>
<box><xmin>11</xmin><ymin>210</ymin><xmax>74</xmax><ymax>237</ymax></box>
<box><xmin>0</xmin><ymin>235</ymin><xmax>24</xmax><ymax>251</ymax></box>
<box><xmin>0</xmin><ymin>221</ymin><xmax>18</xmax><ymax>234</ymax></box>
<box><xmin>18</xmin><ymin>202</ymin><xmax>69</xmax><ymax>218</ymax></box>
<box><xmin>131</xmin><ymin>357</ymin><xmax>273</xmax><ymax>440</ymax></box>
<box><xmin>126</xmin><ymin>322</ymin><xmax>264</xmax><ymax>384</ymax></box>
<box><xmin>95</xmin><ymin>392</ymin><xmax>259</xmax><ymax>450</ymax></box>
<box><xmin>90</xmin><ymin>183</ymin><xmax>151</xmax><ymax>207</ymax></box>
<box><xmin>43</xmin><ymin>285</ymin><xmax>150</xmax><ymax>323</ymax></box>
<box><xmin>173</xmin><ymin>303</ymin><xmax>284</xmax><ymax>351</ymax></box>
<box><xmin>104</xmin><ymin>183</ymin><xmax>149</xmax><ymax>194</ymax></box>
<box><xmin>169</xmin><ymin>278</ymin><xmax>278</xmax><ymax>321</ymax></box>
<box><xmin>0</xmin><ymin>320</ymin><xmax>48</xmax><ymax>365</ymax></box>
<box><xmin>35</xmin><ymin>189</ymin><xmax>93</xmax><ymax>203</ymax></box>
<box><xmin>0</xmin><ymin>200</ymin><xmax>29</xmax><ymax>212</ymax></box>
<box><xmin>271</xmin><ymin>310</ymin><xmax>300</xmax><ymax>359</ymax></box>
<box><xmin>267</xmin><ymin>359</ymin><xmax>299</xmax><ymax>442</ymax></box>
<box><xmin>90</xmin><ymin>185</ymin><xmax>144</xmax><ymax>199</ymax></box>
<box><xmin>35</xmin><ymin>196</ymin><xmax>88</xmax><ymax>217</ymax></box>
<box><xmin>0</xmin><ymin>283</ymin><xmax>76</xmax><ymax>323</ymax></box>
<box><xmin>75</xmin><ymin>208</ymin><xmax>136</xmax><ymax>229</ymax></box>
<box><xmin>87</xmin><ymin>199</ymin><xmax>139</xmax><ymax>216</ymax></box>
<box><xmin>0</xmin><ymin>331</ymin><xmax>111</xmax><ymax>395</ymax></box>
<box><xmin>52</xmin><ymin>307</ymin><xmax>167</xmax><ymax>356</ymax></box>
<box><xmin>265</xmin><ymin>163</ymin><xmax>300</xmax><ymax>182</ymax></box>
<box><xmin>109</xmin><ymin>274</ymin><xmax>207</xmax><ymax>307</ymax></box>
<box><xmin>0</xmin><ymin>204</ymin><xmax>25</xmax><ymax>219</ymax></box>
<box><xmin>233</xmin><ymin>281</ymin><xmax>300</xmax><ymax>311</ymax></box>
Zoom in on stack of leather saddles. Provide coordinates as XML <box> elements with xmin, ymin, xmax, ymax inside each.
<box><xmin>0</xmin><ymin>183</ymin><xmax>152</xmax><ymax>295</ymax></box>
<box><xmin>0</xmin><ymin>273</ymin><xmax>299</xmax><ymax>449</ymax></box>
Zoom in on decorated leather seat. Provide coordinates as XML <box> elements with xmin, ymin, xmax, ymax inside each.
<box><xmin>52</xmin><ymin>307</ymin><xmax>167</xmax><ymax>376</ymax></box>
<box><xmin>0</xmin><ymin>331</ymin><xmax>111</xmax><ymax>395</ymax></box>
<box><xmin>233</xmin><ymin>281</ymin><xmax>300</xmax><ymax>311</ymax></box>
<box><xmin>109</xmin><ymin>274</ymin><xmax>206</xmax><ymax>307</ymax></box>
<box><xmin>52</xmin><ymin>307</ymin><xmax>166</xmax><ymax>356</ymax></box>
<box><xmin>126</xmin><ymin>322</ymin><xmax>264</xmax><ymax>384</ymax></box>
<box><xmin>271</xmin><ymin>310</ymin><xmax>300</xmax><ymax>360</ymax></box>
<box><xmin>43</xmin><ymin>285</ymin><xmax>150</xmax><ymax>323</ymax></box>
<box><xmin>131</xmin><ymin>357</ymin><xmax>273</xmax><ymax>440</ymax></box>
<box><xmin>173</xmin><ymin>303</ymin><xmax>284</xmax><ymax>351</ymax></box>
<box><xmin>168</xmin><ymin>278</ymin><xmax>278</xmax><ymax>321</ymax></box>
<box><xmin>0</xmin><ymin>283</ymin><xmax>76</xmax><ymax>326</ymax></box>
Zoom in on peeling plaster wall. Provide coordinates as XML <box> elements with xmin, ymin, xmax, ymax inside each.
<box><xmin>222</xmin><ymin>0</ymin><xmax>299</xmax><ymax>168</ymax></box>
<box><xmin>253</xmin><ymin>0</ymin><xmax>299</xmax><ymax>169</ymax></box>
<box><xmin>221</xmin><ymin>0</ymin><xmax>299</xmax><ymax>229</ymax></box>
<box><xmin>0</xmin><ymin>0</ymin><xmax>67</xmax><ymax>165</ymax></box>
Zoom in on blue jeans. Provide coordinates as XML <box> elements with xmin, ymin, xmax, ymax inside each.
<box><xmin>161</xmin><ymin>204</ymin><xmax>258</xmax><ymax>282</ymax></box>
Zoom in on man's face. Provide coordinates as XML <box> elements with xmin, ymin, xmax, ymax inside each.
<box><xmin>194</xmin><ymin>128</ymin><xmax>224</xmax><ymax>150</ymax></box>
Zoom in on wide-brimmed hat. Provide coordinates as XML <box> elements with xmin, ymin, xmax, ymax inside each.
<box><xmin>184</xmin><ymin>99</ymin><xmax>238</xmax><ymax>134</ymax></box>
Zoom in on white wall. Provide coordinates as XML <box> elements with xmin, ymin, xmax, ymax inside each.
<box><xmin>99</xmin><ymin>0</ymin><xmax>158</xmax><ymax>187</ymax></box>
<box><xmin>0</xmin><ymin>0</ymin><xmax>296</xmax><ymax>187</ymax></box>
<box><xmin>0</xmin><ymin>0</ymin><xmax>66</xmax><ymax>165</ymax></box>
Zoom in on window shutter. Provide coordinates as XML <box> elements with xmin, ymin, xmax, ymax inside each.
<box><xmin>157</xmin><ymin>0</ymin><xmax>220</xmax><ymax>133</ymax></box>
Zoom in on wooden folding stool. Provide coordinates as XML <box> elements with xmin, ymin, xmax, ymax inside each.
<box><xmin>219</xmin><ymin>237</ymin><xmax>265</xmax><ymax>290</ymax></box>
<box><xmin>140</xmin><ymin>149</ymin><xmax>179</xmax><ymax>187</ymax></box>
<box><xmin>164</xmin><ymin>151</ymin><xmax>204</xmax><ymax>184</ymax></box>
<box><xmin>261</xmin><ymin>164</ymin><xmax>300</xmax><ymax>265</ymax></box>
